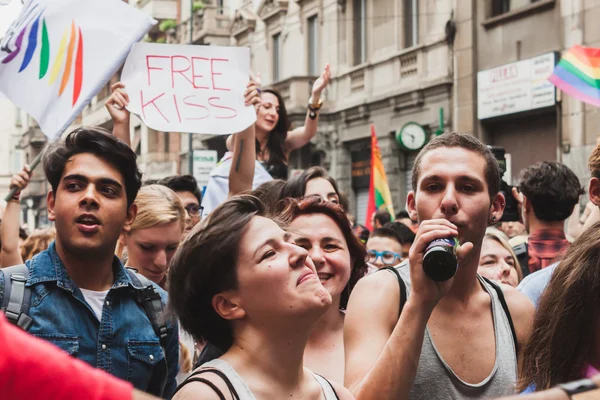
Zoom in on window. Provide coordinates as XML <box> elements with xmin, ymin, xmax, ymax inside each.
<box><xmin>308</xmin><ymin>16</ymin><xmax>318</xmax><ymax>76</ymax></box>
<box><xmin>216</xmin><ymin>0</ymin><xmax>224</xmax><ymax>15</ymax></box>
<box><xmin>403</xmin><ymin>0</ymin><xmax>418</xmax><ymax>48</ymax></box>
<box><xmin>352</xmin><ymin>0</ymin><xmax>366</xmax><ymax>66</ymax></box>
<box><xmin>272</xmin><ymin>33</ymin><xmax>281</xmax><ymax>82</ymax></box>
<box><xmin>163</xmin><ymin>131</ymin><xmax>170</xmax><ymax>153</ymax></box>
<box><xmin>491</xmin><ymin>0</ymin><xmax>540</xmax><ymax>17</ymax></box>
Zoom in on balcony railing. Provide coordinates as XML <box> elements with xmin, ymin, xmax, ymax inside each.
<box><xmin>269</xmin><ymin>76</ymin><xmax>317</xmax><ymax>114</ymax></box>
<box><xmin>332</xmin><ymin>38</ymin><xmax>452</xmax><ymax>111</ymax></box>
<box><xmin>171</xmin><ymin>5</ymin><xmax>231</xmax><ymax>45</ymax></box>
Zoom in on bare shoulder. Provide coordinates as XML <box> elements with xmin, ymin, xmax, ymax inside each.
<box><xmin>329</xmin><ymin>380</ymin><xmax>356</xmax><ymax>399</ymax></box>
<box><xmin>345</xmin><ymin>269</ymin><xmax>402</xmax><ymax>326</ymax></box>
<box><xmin>498</xmin><ymin>282</ymin><xmax>535</xmax><ymax>344</ymax></box>
<box><xmin>172</xmin><ymin>369</ymin><xmax>233</xmax><ymax>400</ymax></box>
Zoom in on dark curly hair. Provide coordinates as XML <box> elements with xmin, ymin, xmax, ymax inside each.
<box><xmin>43</xmin><ymin>126</ymin><xmax>142</xmax><ymax>207</ymax></box>
<box><xmin>519</xmin><ymin>161</ymin><xmax>584</xmax><ymax>222</ymax></box>
<box><xmin>280</xmin><ymin>197</ymin><xmax>367</xmax><ymax>310</ymax></box>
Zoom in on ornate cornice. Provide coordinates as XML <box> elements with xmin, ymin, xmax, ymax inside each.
<box><xmin>257</xmin><ymin>0</ymin><xmax>289</xmax><ymax>26</ymax></box>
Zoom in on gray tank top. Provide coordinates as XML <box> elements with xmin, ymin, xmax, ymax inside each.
<box><xmin>395</xmin><ymin>264</ymin><xmax>518</xmax><ymax>399</ymax></box>
<box><xmin>201</xmin><ymin>359</ymin><xmax>339</xmax><ymax>400</ymax></box>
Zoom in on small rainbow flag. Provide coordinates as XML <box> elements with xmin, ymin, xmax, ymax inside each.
<box><xmin>549</xmin><ymin>45</ymin><xmax>600</xmax><ymax>107</ymax></box>
<box><xmin>365</xmin><ymin>125</ymin><xmax>395</xmax><ymax>230</ymax></box>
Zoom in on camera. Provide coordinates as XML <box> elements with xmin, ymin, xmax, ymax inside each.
<box><xmin>488</xmin><ymin>146</ymin><xmax>519</xmax><ymax>222</ymax></box>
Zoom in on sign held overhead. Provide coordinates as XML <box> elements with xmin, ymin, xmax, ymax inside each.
<box><xmin>121</xmin><ymin>43</ymin><xmax>256</xmax><ymax>135</ymax></box>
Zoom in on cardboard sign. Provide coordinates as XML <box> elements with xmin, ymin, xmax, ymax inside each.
<box><xmin>0</xmin><ymin>0</ymin><xmax>154</xmax><ymax>139</ymax></box>
<box><xmin>121</xmin><ymin>43</ymin><xmax>256</xmax><ymax>135</ymax></box>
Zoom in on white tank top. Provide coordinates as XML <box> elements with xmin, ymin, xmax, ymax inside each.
<box><xmin>190</xmin><ymin>359</ymin><xmax>339</xmax><ymax>400</ymax></box>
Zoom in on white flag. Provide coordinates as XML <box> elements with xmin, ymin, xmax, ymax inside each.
<box><xmin>0</xmin><ymin>0</ymin><xmax>156</xmax><ymax>139</ymax></box>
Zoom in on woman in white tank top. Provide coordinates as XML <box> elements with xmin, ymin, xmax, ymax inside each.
<box><xmin>168</xmin><ymin>195</ymin><xmax>353</xmax><ymax>400</ymax></box>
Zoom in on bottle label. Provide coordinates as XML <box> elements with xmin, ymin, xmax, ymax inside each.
<box><xmin>425</xmin><ymin>237</ymin><xmax>458</xmax><ymax>252</ymax></box>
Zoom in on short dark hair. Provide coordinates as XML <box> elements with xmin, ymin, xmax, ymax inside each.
<box><xmin>411</xmin><ymin>132</ymin><xmax>501</xmax><ymax>199</ymax></box>
<box><xmin>158</xmin><ymin>175</ymin><xmax>202</xmax><ymax>204</ymax></box>
<box><xmin>370</xmin><ymin>226</ymin><xmax>402</xmax><ymax>246</ymax></box>
<box><xmin>386</xmin><ymin>221</ymin><xmax>416</xmax><ymax>244</ymax></box>
<box><xmin>280</xmin><ymin>196</ymin><xmax>367</xmax><ymax>310</ymax></box>
<box><xmin>519</xmin><ymin>161</ymin><xmax>584</xmax><ymax>222</ymax></box>
<box><xmin>19</xmin><ymin>227</ymin><xmax>28</xmax><ymax>240</ymax></box>
<box><xmin>43</xmin><ymin>127</ymin><xmax>142</xmax><ymax>207</ymax></box>
<box><xmin>251</xmin><ymin>179</ymin><xmax>286</xmax><ymax>214</ymax></box>
<box><xmin>281</xmin><ymin>167</ymin><xmax>342</xmax><ymax>208</ymax></box>
<box><xmin>396</xmin><ymin>210</ymin><xmax>410</xmax><ymax>220</ymax></box>
<box><xmin>374</xmin><ymin>209</ymin><xmax>392</xmax><ymax>226</ymax></box>
<box><xmin>169</xmin><ymin>195</ymin><xmax>265</xmax><ymax>352</ymax></box>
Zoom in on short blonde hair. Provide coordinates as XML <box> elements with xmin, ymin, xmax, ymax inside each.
<box><xmin>589</xmin><ymin>143</ymin><xmax>600</xmax><ymax>179</ymax></box>
<box><xmin>117</xmin><ymin>185</ymin><xmax>186</xmax><ymax>259</ymax></box>
<box><xmin>131</xmin><ymin>184</ymin><xmax>186</xmax><ymax>231</ymax></box>
<box><xmin>484</xmin><ymin>227</ymin><xmax>524</xmax><ymax>283</ymax></box>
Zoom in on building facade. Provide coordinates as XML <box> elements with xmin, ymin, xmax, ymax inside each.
<box><xmin>3</xmin><ymin>0</ymin><xmax>599</xmax><ymax>227</ymax></box>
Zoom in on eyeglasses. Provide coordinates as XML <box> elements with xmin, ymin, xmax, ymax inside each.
<box><xmin>367</xmin><ymin>250</ymin><xmax>402</xmax><ymax>266</ymax></box>
<box><xmin>185</xmin><ymin>204</ymin><xmax>203</xmax><ymax>217</ymax></box>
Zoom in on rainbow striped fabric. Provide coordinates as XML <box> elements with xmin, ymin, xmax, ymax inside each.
<box><xmin>365</xmin><ymin>125</ymin><xmax>395</xmax><ymax>230</ymax></box>
<box><xmin>549</xmin><ymin>45</ymin><xmax>600</xmax><ymax>107</ymax></box>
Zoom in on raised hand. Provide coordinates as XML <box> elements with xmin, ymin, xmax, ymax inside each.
<box><xmin>105</xmin><ymin>82</ymin><xmax>130</xmax><ymax>124</ymax></box>
<box><xmin>9</xmin><ymin>164</ymin><xmax>32</xmax><ymax>198</ymax></box>
<box><xmin>244</xmin><ymin>81</ymin><xmax>261</xmax><ymax>113</ymax></box>
<box><xmin>311</xmin><ymin>64</ymin><xmax>331</xmax><ymax>98</ymax></box>
<box><xmin>408</xmin><ymin>219</ymin><xmax>473</xmax><ymax>308</ymax></box>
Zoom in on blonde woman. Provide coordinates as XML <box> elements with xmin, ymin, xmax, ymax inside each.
<box><xmin>116</xmin><ymin>184</ymin><xmax>194</xmax><ymax>381</ymax></box>
<box><xmin>21</xmin><ymin>228</ymin><xmax>56</xmax><ymax>262</ymax></box>
<box><xmin>478</xmin><ymin>228</ymin><xmax>523</xmax><ymax>287</ymax></box>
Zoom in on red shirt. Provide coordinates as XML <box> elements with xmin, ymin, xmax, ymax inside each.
<box><xmin>0</xmin><ymin>313</ymin><xmax>133</xmax><ymax>400</ymax></box>
<box><xmin>527</xmin><ymin>229</ymin><xmax>571</xmax><ymax>273</ymax></box>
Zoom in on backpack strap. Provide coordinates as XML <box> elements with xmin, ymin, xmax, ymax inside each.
<box><xmin>482</xmin><ymin>277</ymin><xmax>519</xmax><ymax>355</ymax></box>
<box><xmin>0</xmin><ymin>264</ymin><xmax>33</xmax><ymax>331</ymax></box>
<box><xmin>126</xmin><ymin>268</ymin><xmax>169</xmax><ymax>396</ymax></box>
<box><xmin>381</xmin><ymin>266</ymin><xmax>407</xmax><ymax>317</ymax></box>
<box><xmin>126</xmin><ymin>268</ymin><xmax>169</xmax><ymax>343</ymax></box>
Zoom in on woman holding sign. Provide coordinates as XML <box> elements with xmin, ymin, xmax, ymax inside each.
<box><xmin>225</xmin><ymin>64</ymin><xmax>331</xmax><ymax>180</ymax></box>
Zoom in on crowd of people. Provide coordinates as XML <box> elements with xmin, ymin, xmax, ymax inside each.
<box><xmin>1</xmin><ymin>65</ymin><xmax>600</xmax><ymax>400</ymax></box>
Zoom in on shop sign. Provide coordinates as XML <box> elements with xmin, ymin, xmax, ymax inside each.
<box><xmin>351</xmin><ymin>149</ymin><xmax>371</xmax><ymax>189</ymax></box>
<box><xmin>477</xmin><ymin>52</ymin><xmax>556</xmax><ymax>119</ymax></box>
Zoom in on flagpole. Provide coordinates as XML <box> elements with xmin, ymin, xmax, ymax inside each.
<box><xmin>4</xmin><ymin>152</ymin><xmax>42</xmax><ymax>202</ymax></box>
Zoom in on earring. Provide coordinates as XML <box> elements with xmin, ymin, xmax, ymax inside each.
<box><xmin>491</xmin><ymin>216</ymin><xmax>496</xmax><ymax>223</ymax></box>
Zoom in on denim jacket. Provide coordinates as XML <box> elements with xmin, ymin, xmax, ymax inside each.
<box><xmin>0</xmin><ymin>242</ymin><xmax>179</xmax><ymax>398</ymax></box>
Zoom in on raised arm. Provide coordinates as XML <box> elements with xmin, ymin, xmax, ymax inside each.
<box><xmin>106</xmin><ymin>82</ymin><xmax>131</xmax><ymax>147</ymax></box>
<box><xmin>284</xmin><ymin>64</ymin><xmax>331</xmax><ymax>152</ymax></box>
<box><xmin>345</xmin><ymin>219</ymin><xmax>471</xmax><ymax>399</ymax></box>
<box><xmin>1</xmin><ymin>165</ymin><xmax>32</xmax><ymax>267</ymax></box>
<box><xmin>228</xmin><ymin>82</ymin><xmax>260</xmax><ymax>197</ymax></box>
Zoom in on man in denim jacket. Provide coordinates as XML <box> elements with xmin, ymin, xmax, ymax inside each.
<box><xmin>0</xmin><ymin>128</ymin><xmax>179</xmax><ymax>398</ymax></box>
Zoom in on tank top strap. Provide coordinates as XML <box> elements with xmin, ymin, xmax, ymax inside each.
<box><xmin>173</xmin><ymin>359</ymin><xmax>255</xmax><ymax>400</ymax></box>
<box><xmin>310</xmin><ymin>372</ymin><xmax>340</xmax><ymax>400</ymax></box>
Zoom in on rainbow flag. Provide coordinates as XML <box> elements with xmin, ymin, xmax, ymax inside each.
<box><xmin>549</xmin><ymin>45</ymin><xmax>600</xmax><ymax>107</ymax></box>
<box><xmin>365</xmin><ymin>125</ymin><xmax>395</xmax><ymax>230</ymax></box>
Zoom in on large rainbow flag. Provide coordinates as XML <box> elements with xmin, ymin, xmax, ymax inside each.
<box><xmin>365</xmin><ymin>125</ymin><xmax>395</xmax><ymax>230</ymax></box>
<box><xmin>549</xmin><ymin>45</ymin><xmax>600</xmax><ymax>107</ymax></box>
